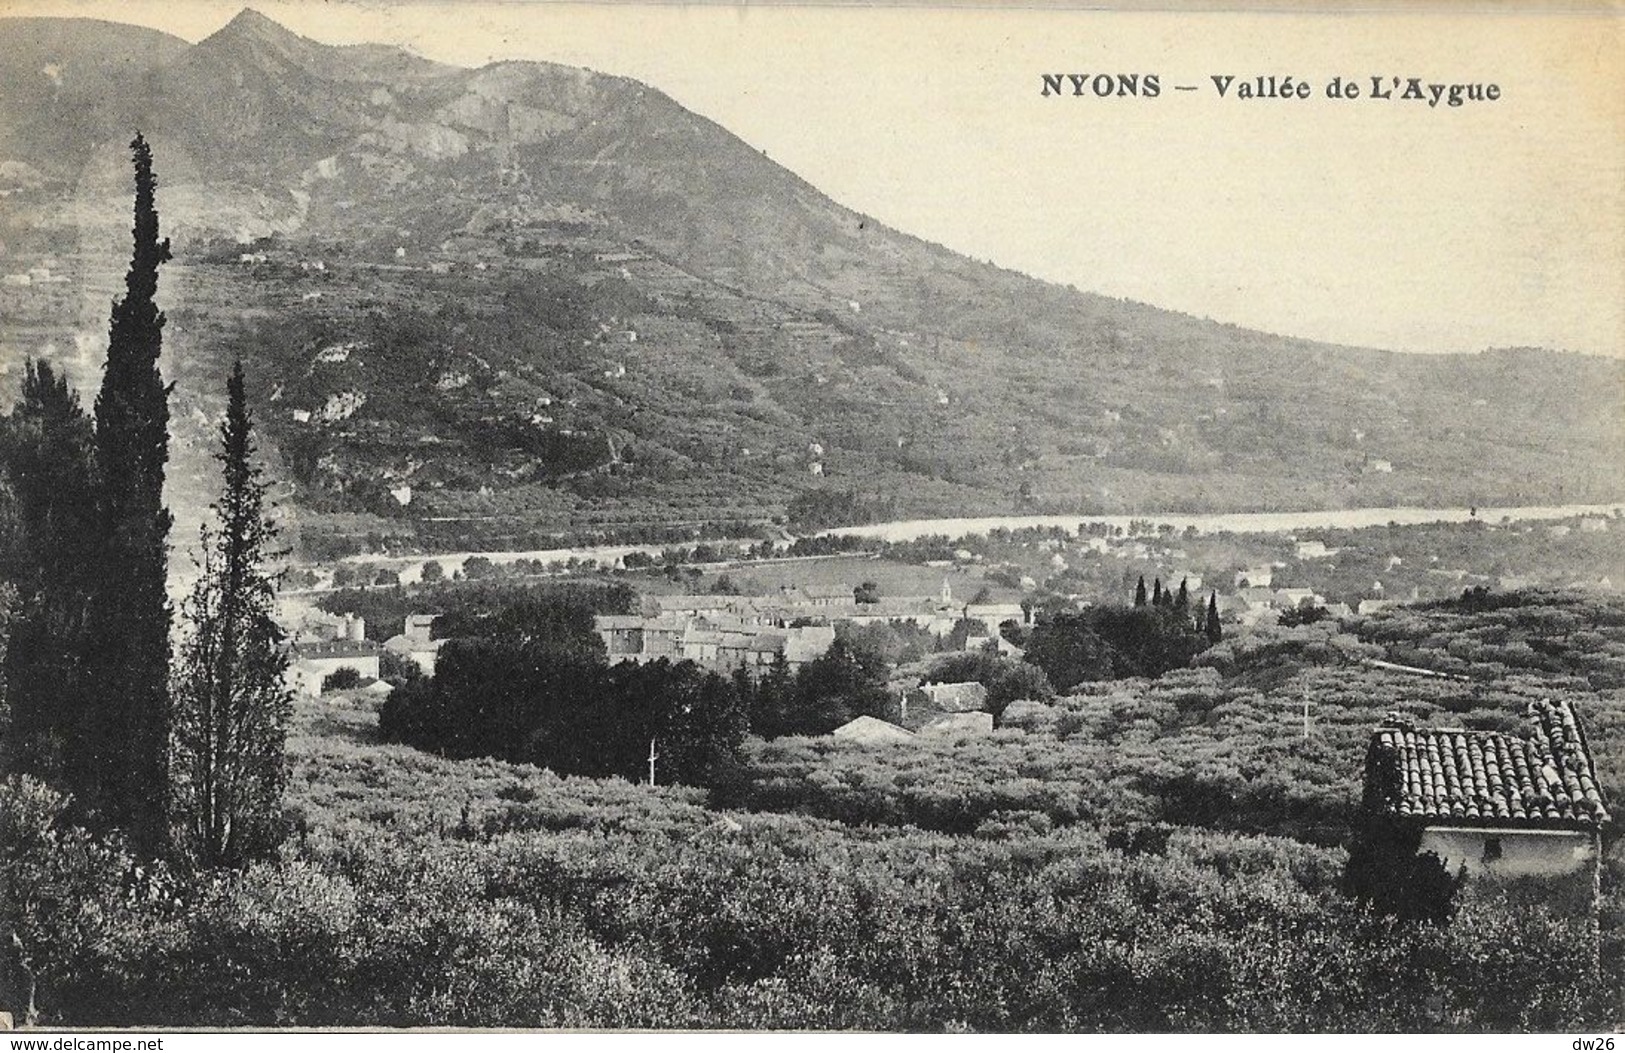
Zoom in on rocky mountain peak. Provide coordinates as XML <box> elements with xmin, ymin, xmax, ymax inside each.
<box><xmin>206</xmin><ymin>7</ymin><xmax>303</xmax><ymax>46</ymax></box>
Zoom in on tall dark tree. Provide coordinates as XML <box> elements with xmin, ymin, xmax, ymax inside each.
<box><xmin>1024</xmin><ymin>611</ymin><xmax>1114</xmax><ymax>692</ymax></box>
<box><xmin>791</xmin><ymin>637</ymin><xmax>893</xmax><ymax>734</ymax></box>
<box><xmin>743</xmin><ymin>653</ymin><xmax>795</xmax><ymax>739</ymax></box>
<box><xmin>1133</xmin><ymin>575</ymin><xmax>1148</xmax><ymax>607</ymax></box>
<box><xmin>1151</xmin><ymin>578</ymin><xmax>1165</xmax><ymax>607</ymax></box>
<box><xmin>1204</xmin><ymin>592</ymin><xmax>1223</xmax><ymax>644</ymax></box>
<box><xmin>1174</xmin><ymin>577</ymin><xmax>1190</xmax><ymax>612</ymax></box>
<box><xmin>172</xmin><ymin>363</ymin><xmax>292</xmax><ymax>868</ymax></box>
<box><xmin>605</xmin><ymin>661</ymin><xmax>746</xmax><ymax>787</ymax></box>
<box><xmin>88</xmin><ymin>133</ymin><xmax>175</xmax><ymax>855</ymax></box>
<box><xmin>0</xmin><ymin>362</ymin><xmax>99</xmax><ymax>789</ymax></box>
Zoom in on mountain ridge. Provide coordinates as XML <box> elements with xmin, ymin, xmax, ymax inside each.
<box><xmin>0</xmin><ymin>9</ymin><xmax>1619</xmax><ymax>553</ymax></box>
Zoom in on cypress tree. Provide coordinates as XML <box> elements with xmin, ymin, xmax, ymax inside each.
<box><xmin>1133</xmin><ymin>575</ymin><xmax>1147</xmax><ymax>607</ymax></box>
<box><xmin>1151</xmin><ymin>578</ymin><xmax>1164</xmax><ymax>606</ymax></box>
<box><xmin>88</xmin><ymin>133</ymin><xmax>174</xmax><ymax>855</ymax></box>
<box><xmin>1204</xmin><ymin>592</ymin><xmax>1223</xmax><ymax>644</ymax></box>
<box><xmin>172</xmin><ymin>363</ymin><xmax>292</xmax><ymax>867</ymax></box>
<box><xmin>0</xmin><ymin>362</ymin><xmax>99</xmax><ymax>790</ymax></box>
<box><xmin>1174</xmin><ymin>577</ymin><xmax>1190</xmax><ymax>612</ymax></box>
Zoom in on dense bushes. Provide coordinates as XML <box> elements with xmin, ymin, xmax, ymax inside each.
<box><xmin>785</xmin><ymin>488</ymin><xmax>897</xmax><ymax>532</ymax></box>
<box><xmin>9</xmin><ymin>592</ymin><xmax>1621</xmax><ymax>1031</ymax></box>
<box><xmin>5</xmin><ymin>763</ymin><xmax>1616</xmax><ymax>1031</ymax></box>
<box><xmin>321</xmin><ymin>667</ymin><xmax>364</xmax><ymax>692</ymax></box>
<box><xmin>734</xmin><ymin>602</ymin><xmax>1625</xmax><ymax>850</ymax></box>
<box><xmin>315</xmin><ymin>580</ymin><xmax>636</xmax><ymax>643</ymax></box>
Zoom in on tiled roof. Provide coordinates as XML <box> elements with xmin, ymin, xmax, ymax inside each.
<box><xmin>800</xmin><ymin>583</ymin><xmax>854</xmax><ymax>600</ymax></box>
<box><xmin>1366</xmin><ymin>699</ymin><xmax>1610</xmax><ymax>829</ymax></box>
<box><xmin>654</xmin><ymin>595</ymin><xmax>738</xmax><ymax>611</ymax></box>
<box><xmin>746</xmin><ymin>632</ymin><xmax>788</xmax><ymax>654</ymax></box>
<box><xmin>292</xmin><ymin>639</ymin><xmax>382</xmax><ymax>660</ymax></box>
<box><xmin>964</xmin><ymin>603</ymin><xmax>1026</xmax><ymax>621</ymax></box>
<box><xmin>831</xmin><ymin>715</ymin><xmax>915</xmax><ymax>744</ymax></box>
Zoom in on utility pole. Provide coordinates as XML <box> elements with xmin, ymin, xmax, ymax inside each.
<box><xmin>647</xmin><ymin>736</ymin><xmax>659</xmax><ymax>786</ymax></box>
<box><xmin>1302</xmin><ymin>691</ymin><xmax>1311</xmax><ymax>742</ymax></box>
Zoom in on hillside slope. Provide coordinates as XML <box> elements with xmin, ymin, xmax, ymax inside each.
<box><xmin>0</xmin><ymin>10</ymin><xmax>1620</xmax><ymax>554</ymax></box>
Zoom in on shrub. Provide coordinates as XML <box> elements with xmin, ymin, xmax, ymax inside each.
<box><xmin>321</xmin><ymin>667</ymin><xmax>365</xmax><ymax>692</ymax></box>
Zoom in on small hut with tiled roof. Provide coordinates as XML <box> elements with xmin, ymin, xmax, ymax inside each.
<box><xmin>1362</xmin><ymin>699</ymin><xmax>1610</xmax><ymax>889</ymax></box>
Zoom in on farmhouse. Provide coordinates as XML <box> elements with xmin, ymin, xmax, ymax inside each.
<box><xmin>1236</xmin><ymin>586</ymin><xmax>1279</xmax><ymax>611</ymax></box>
<box><xmin>287</xmin><ymin>638</ymin><xmax>383</xmax><ymax>696</ymax></box>
<box><xmin>595</xmin><ymin>614</ymin><xmax>647</xmax><ymax>658</ymax></box>
<box><xmin>727</xmin><ymin>626</ymin><xmax>837</xmax><ymax>672</ymax></box>
<box><xmin>841</xmin><ymin>596</ymin><xmax>945</xmax><ymax>627</ymax></box>
<box><xmin>964</xmin><ymin>634</ymin><xmax>1023</xmax><ymax>658</ymax></box>
<box><xmin>679</xmin><ymin>629</ymin><xmax>725</xmax><ymax>663</ymax></box>
<box><xmin>918</xmin><ymin>681</ymin><xmax>989</xmax><ymax>713</ymax></box>
<box><xmin>1361</xmin><ymin>700</ymin><xmax>1609</xmax><ymax>903</ymax></box>
<box><xmin>782</xmin><ymin>582</ymin><xmax>855</xmax><ymax>608</ymax></box>
<box><xmin>1235</xmin><ymin>565</ymin><xmax>1275</xmax><ymax>588</ymax></box>
<box><xmin>963</xmin><ymin>601</ymin><xmax>1029</xmax><ymax>627</ymax></box>
<box><xmin>830</xmin><ymin>715</ymin><xmax>915</xmax><ymax>745</ymax></box>
<box><xmin>383</xmin><ymin>612</ymin><xmax>444</xmax><ymax>676</ymax></box>
<box><xmin>651</xmin><ymin>594</ymin><xmax>742</xmax><ymax>619</ymax></box>
<box><xmin>1273</xmin><ymin>587</ymin><xmax>1320</xmax><ymax>609</ymax></box>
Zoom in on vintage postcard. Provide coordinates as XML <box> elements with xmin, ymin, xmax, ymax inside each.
<box><xmin>0</xmin><ymin>0</ymin><xmax>1620</xmax><ymax>1038</ymax></box>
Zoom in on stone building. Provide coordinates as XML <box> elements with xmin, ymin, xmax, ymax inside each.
<box><xmin>1361</xmin><ymin>699</ymin><xmax>1610</xmax><ymax>913</ymax></box>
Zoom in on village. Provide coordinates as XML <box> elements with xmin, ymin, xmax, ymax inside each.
<box><xmin>281</xmin><ymin>505</ymin><xmax>1622</xmax><ymax>692</ymax></box>
<box><xmin>279</xmin><ymin>507</ymin><xmax>1623</xmax><ymax>798</ymax></box>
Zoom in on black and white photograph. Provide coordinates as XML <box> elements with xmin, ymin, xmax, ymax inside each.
<box><xmin>0</xmin><ymin>0</ymin><xmax>1621</xmax><ymax>1036</ymax></box>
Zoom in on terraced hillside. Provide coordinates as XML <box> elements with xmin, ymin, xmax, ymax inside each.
<box><xmin>1</xmin><ymin>10</ymin><xmax>1620</xmax><ymax>554</ymax></box>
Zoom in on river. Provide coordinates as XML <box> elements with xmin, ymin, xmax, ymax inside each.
<box><xmin>821</xmin><ymin>502</ymin><xmax>1625</xmax><ymax>544</ymax></box>
<box><xmin>320</xmin><ymin>501</ymin><xmax>1622</xmax><ymax>586</ymax></box>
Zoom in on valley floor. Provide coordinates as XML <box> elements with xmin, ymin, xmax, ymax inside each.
<box><xmin>270</xmin><ymin>593</ymin><xmax>1624</xmax><ymax>1031</ymax></box>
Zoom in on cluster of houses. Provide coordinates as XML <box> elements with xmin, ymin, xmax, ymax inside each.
<box><xmin>269</xmin><ymin>559</ymin><xmax>1614</xmax><ymax>923</ymax></box>
<box><xmin>593</xmin><ymin>611</ymin><xmax>838</xmax><ymax>676</ymax></box>
<box><xmin>282</xmin><ymin>604</ymin><xmax>445</xmax><ymax>697</ymax></box>
<box><xmin>281</xmin><ymin>578</ymin><xmax>1029</xmax><ymax>696</ymax></box>
<box><xmin>591</xmin><ymin>581</ymin><xmax>1030</xmax><ymax>675</ymax></box>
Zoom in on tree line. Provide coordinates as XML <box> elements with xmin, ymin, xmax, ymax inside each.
<box><xmin>376</xmin><ymin>598</ymin><xmax>919</xmax><ymax>780</ymax></box>
<box><xmin>0</xmin><ymin>137</ymin><xmax>288</xmax><ymax>872</ymax></box>
<box><xmin>379</xmin><ymin>596</ymin><xmax>747</xmax><ymax>786</ymax></box>
<box><xmin>1019</xmin><ymin>576</ymin><xmax>1222</xmax><ymax>691</ymax></box>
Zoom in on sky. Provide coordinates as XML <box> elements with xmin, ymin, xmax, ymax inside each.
<box><xmin>5</xmin><ymin>0</ymin><xmax>1623</xmax><ymax>357</ymax></box>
